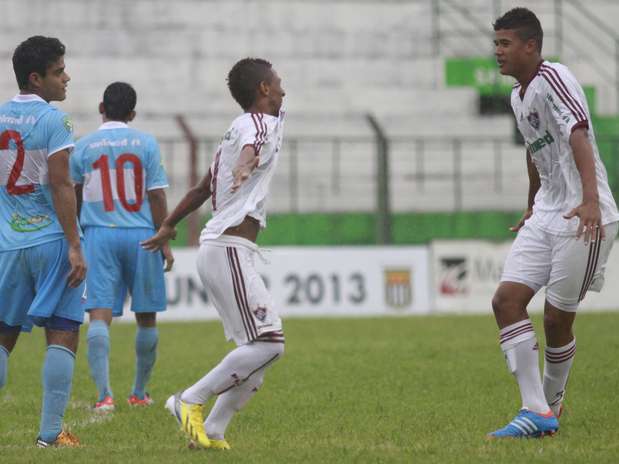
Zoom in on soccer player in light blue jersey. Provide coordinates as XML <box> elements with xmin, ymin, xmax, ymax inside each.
<box><xmin>0</xmin><ymin>36</ymin><xmax>86</xmax><ymax>448</ymax></box>
<box><xmin>71</xmin><ymin>82</ymin><xmax>173</xmax><ymax>412</ymax></box>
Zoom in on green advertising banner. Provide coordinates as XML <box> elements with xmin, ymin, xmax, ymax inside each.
<box><xmin>445</xmin><ymin>57</ymin><xmax>515</xmax><ymax>95</ymax></box>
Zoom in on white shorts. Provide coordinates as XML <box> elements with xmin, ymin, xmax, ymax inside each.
<box><xmin>197</xmin><ymin>235</ymin><xmax>283</xmax><ymax>345</ymax></box>
<box><xmin>501</xmin><ymin>221</ymin><xmax>618</xmax><ymax>312</ymax></box>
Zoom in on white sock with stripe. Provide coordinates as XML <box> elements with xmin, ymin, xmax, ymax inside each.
<box><xmin>204</xmin><ymin>369</ymin><xmax>266</xmax><ymax>440</ymax></box>
<box><xmin>500</xmin><ymin>319</ymin><xmax>550</xmax><ymax>415</ymax></box>
<box><xmin>181</xmin><ymin>341</ymin><xmax>283</xmax><ymax>405</ymax></box>
<box><xmin>543</xmin><ymin>338</ymin><xmax>576</xmax><ymax>416</ymax></box>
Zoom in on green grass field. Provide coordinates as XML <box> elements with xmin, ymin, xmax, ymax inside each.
<box><xmin>1</xmin><ymin>313</ymin><xmax>619</xmax><ymax>463</ymax></box>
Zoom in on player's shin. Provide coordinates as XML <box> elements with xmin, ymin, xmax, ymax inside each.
<box><xmin>87</xmin><ymin>320</ymin><xmax>112</xmax><ymax>400</ymax></box>
<box><xmin>39</xmin><ymin>345</ymin><xmax>75</xmax><ymax>443</ymax></box>
<box><xmin>0</xmin><ymin>345</ymin><xmax>8</xmax><ymax>390</ymax></box>
<box><xmin>204</xmin><ymin>370</ymin><xmax>266</xmax><ymax>441</ymax></box>
<box><xmin>500</xmin><ymin>319</ymin><xmax>551</xmax><ymax>414</ymax></box>
<box><xmin>133</xmin><ymin>326</ymin><xmax>158</xmax><ymax>399</ymax></box>
<box><xmin>181</xmin><ymin>341</ymin><xmax>283</xmax><ymax>405</ymax></box>
<box><xmin>543</xmin><ymin>338</ymin><xmax>576</xmax><ymax>416</ymax></box>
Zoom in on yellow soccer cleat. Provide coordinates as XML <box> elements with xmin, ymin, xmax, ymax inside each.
<box><xmin>188</xmin><ymin>437</ymin><xmax>231</xmax><ymax>450</ymax></box>
<box><xmin>165</xmin><ymin>393</ymin><xmax>211</xmax><ymax>449</ymax></box>
<box><xmin>208</xmin><ymin>438</ymin><xmax>231</xmax><ymax>450</ymax></box>
<box><xmin>36</xmin><ymin>430</ymin><xmax>81</xmax><ymax>448</ymax></box>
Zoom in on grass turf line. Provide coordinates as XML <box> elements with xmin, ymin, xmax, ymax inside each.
<box><xmin>1</xmin><ymin>313</ymin><xmax>618</xmax><ymax>463</ymax></box>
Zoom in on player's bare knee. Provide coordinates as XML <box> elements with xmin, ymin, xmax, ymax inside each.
<box><xmin>543</xmin><ymin>311</ymin><xmax>570</xmax><ymax>334</ymax></box>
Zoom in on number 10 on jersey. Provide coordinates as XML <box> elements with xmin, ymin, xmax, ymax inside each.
<box><xmin>92</xmin><ymin>154</ymin><xmax>144</xmax><ymax>212</ymax></box>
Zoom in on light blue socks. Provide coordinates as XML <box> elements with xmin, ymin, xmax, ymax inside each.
<box><xmin>87</xmin><ymin>320</ymin><xmax>112</xmax><ymax>401</ymax></box>
<box><xmin>133</xmin><ymin>327</ymin><xmax>158</xmax><ymax>399</ymax></box>
<box><xmin>39</xmin><ymin>345</ymin><xmax>75</xmax><ymax>443</ymax></box>
<box><xmin>0</xmin><ymin>345</ymin><xmax>8</xmax><ymax>390</ymax></box>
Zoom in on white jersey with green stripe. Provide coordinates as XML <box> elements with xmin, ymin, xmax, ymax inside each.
<box><xmin>511</xmin><ymin>60</ymin><xmax>619</xmax><ymax>236</ymax></box>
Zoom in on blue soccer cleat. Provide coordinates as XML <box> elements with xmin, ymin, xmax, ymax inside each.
<box><xmin>488</xmin><ymin>409</ymin><xmax>559</xmax><ymax>439</ymax></box>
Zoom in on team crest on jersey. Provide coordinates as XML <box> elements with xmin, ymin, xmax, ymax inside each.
<box><xmin>527</xmin><ymin>111</ymin><xmax>540</xmax><ymax>129</ymax></box>
<box><xmin>63</xmin><ymin>115</ymin><xmax>73</xmax><ymax>133</ymax></box>
<box><xmin>384</xmin><ymin>268</ymin><xmax>412</xmax><ymax>309</ymax></box>
<box><xmin>253</xmin><ymin>306</ymin><xmax>268</xmax><ymax>322</ymax></box>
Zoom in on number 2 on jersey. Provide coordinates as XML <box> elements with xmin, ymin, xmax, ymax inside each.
<box><xmin>0</xmin><ymin>130</ymin><xmax>35</xmax><ymax>195</ymax></box>
<box><xmin>92</xmin><ymin>153</ymin><xmax>143</xmax><ymax>212</ymax></box>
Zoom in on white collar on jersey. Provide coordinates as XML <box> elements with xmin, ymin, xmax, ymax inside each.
<box><xmin>98</xmin><ymin>121</ymin><xmax>129</xmax><ymax>130</ymax></box>
<box><xmin>12</xmin><ymin>93</ymin><xmax>46</xmax><ymax>103</ymax></box>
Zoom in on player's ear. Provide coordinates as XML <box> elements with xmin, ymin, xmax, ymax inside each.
<box><xmin>98</xmin><ymin>102</ymin><xmax>105</xmax><ymax>115</ymax></box>
<box><xmin>258</xmin><ymin>80</ymin><xmax>270</xmax><ymax>97</ymax></box>
<box><xmin>127</xmin><ymin>110</ymin><xmax>136</xmax><ymax>122</ymax></box>
<box><xmin>28</xmin><ymin>72</ymin><xmax>42</xmax><ymax>91</ymax></box>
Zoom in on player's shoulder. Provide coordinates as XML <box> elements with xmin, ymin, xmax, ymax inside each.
<box><xmin>537</xmin><ymin>61</ymin><xmax>580</xmax><ymax>90</ymax></box>
<box><xmin>74</xmin><ymin>130</ymin><xmax>101</xmax><ymax>151</ymax></box>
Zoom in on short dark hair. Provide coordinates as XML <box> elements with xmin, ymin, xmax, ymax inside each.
<box><xmin>227</xmin><ymin>58</ymin><xmax>273</xmax><ymax>110</ymax></box>
<box><xmin>493</xmin><ymin>7</ymin><xmax>543</xmax><ymax>52</ymax></box>
<box><xmin>12</xmin><ymin>36</ymin><xmax>66</xmax><ymax>90</ymax></box>
<box><xmin>103</xmin><ymin>82</ymin><xmax>137</xmax><ymax>120</ymax></box>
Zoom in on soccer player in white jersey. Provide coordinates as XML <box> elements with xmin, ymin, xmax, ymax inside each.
<box><xmin>488</xmin><ymin>8</ymin><xmax>619</xmax><ymax>438</ymax></box>
<box><xmin>142</xmin><ymin>58</ymin><xmax>286</xmax><ymax>450</ymax></box>
<box><xmin>71</xmin><ymin>82</ymin><xmax>173</xmax><ymax>412</ymax></box>
<box><xmin>0</xmin><ymin>36</ymin><xmax>86</xmax><ymax>448</ymax></box>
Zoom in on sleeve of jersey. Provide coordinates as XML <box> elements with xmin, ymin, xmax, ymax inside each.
<box><xmin>238</xmin><ymin>113</ymin><xmax>269</xmax><ymax>163</ymax></box>
<box><xmin>46</xmin><ymin>110</ymin><xmax>75</xmax><ymax>157</ymax></box>
<box><xmin>538</xmin><ymin>66</ymin><xmax>589</xmax><ymax>139</ymax></box>
<box><xmin>145</xmin><ymin>138</ymin><xmax>169</xmax><ymax>190</ymax></box>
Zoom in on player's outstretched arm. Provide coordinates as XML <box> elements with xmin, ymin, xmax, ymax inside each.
<box><xmin>563</xmin><ymin>128</ymin><xmax>603</xmax><ymax>243</ymax></box>
<box><xmin>510</xmin><ymin>150</ymin><xmax>540</xmax><ymax>232</ymax></box>
<box><xmin>49</xmin><ymin>149</ymin><xmax>87</xmax><ymax>287</ymax></box>
<box><xmin>147</xmin><ymin>188</ymin><xmax>174</xmax><ymax>271</ymax></box>
<box><xmin>231</xmin><ymin>145</ymin><xmax>259</xmax><ymax>192</ymax></box>
<box><xmin>141</xmin><ymin>170</ymin><xmax>212</xmax><ymax>251</ymax></box>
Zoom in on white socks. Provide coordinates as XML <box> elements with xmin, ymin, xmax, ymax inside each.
<box><xmin>543</xmin><ymin>338</ymin><xmax>576</xmax><ymax>416</ymax></box>
<box><xmin>181</xmin><ymin>342</ymin><xmax>283</xmax><ymax>405</ymax></box>
<box><xmin>499</xmin><ymin>319</ymin><xmax>550</xmax><ymax>414</ymax></box>
<box><xmin>204</xmin><ymin>370</ymin><xmax>266</xmax><ymax>440</ymax></box>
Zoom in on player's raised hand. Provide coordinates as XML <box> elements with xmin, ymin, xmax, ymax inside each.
<box><xmin>563</xmin><ymin>200</ymin><xmax>604</xmax><ymax>244</ymax></box>
<box><xmin>232</xmin><ymin>156</ymin><xmax>260</xmax><ymax>192</ymax></box>
<box><xmin>141</xmin><ymin>223</ymin><xmax>177</xmax><ymax>251</ymax></box>
<box><xmin>67</xmin><ymin>245</ymin><xmax>87</xmax><ymax>288</ymax></box>
<box><xmin>162</xmin><ymin>243</ymin><xmax>175</xmax><ymax>272</ymax></box>
<box><xmin>509</xmin><ymin>209</ymin><xmax>533</xmax><ymax>232</ymax></box>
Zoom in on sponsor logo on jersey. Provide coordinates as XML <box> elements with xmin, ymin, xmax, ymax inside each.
<box><xmin>9</xmin><ymin>212</ymin><xmax>52</xmax><ymax>233</ymax></box>
<box><xmin>253</xmin><ymin>306</ymin><xmax>267</xmax><ymax>322</ymax></box>
<box><xmin>438</xmin><ymin>257</ymin><xmax>468</xmax><ymax>295</ymax></box>
<box><xmin>384</xmin><ymin>268</ymin><xmax>412</xmax><ymax>308</ymax></box>
<box><xmin>527</xmin><ymin>110</ymin><xmax>540</xmax><ymax>129</ymax></box>
<box><xmin>526</xmin><ymin>130</ymin><xmax>555</xmax><ymax>154</ymax></box>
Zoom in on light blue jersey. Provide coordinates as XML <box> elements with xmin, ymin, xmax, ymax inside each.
<box><xmin>71</xmin><ymin>121</ymin><xmax>168</xmax><ymax>228</ymax></box>
<box><xmin>0</xmin><ymin>94</ymin><xmax>75</xmax><ymax>251</ymax></box>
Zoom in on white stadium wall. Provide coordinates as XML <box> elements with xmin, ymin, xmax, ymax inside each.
<box><xmin>1</xmin><ymin>1</ymin><xmax>618</xmax><ymax>214</ymax></box>
<box><xmin>119</xmin><ymin>242</ymin><xmax>619</xmax><ymax>322</ymax></box>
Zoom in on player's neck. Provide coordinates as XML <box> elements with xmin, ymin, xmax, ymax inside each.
<box><xmin>516</xmin><ymin>59</ymin><xmax>543</xmax><ymax>89</ymax></box>
<box><xmin>19</xmin><ymin>89</ymin><xmax>48</xmax><ymax>102</ymax></box>
<box><xmin>246</xmin><ymin>102</ymin><xmax>276</xmax><ymax>117</ymax></box>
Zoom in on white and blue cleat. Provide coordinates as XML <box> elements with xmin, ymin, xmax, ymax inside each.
<box><xmin>488</xmin><ymin>409</ymin><xmax>559</xmax><ymax>439</ymax></box>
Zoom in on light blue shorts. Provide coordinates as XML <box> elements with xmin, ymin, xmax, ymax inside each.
<box><xmin>84</xmin><ymin>227</ymin><xmax>167</xmax><ymax>316</ymax></box>
<box><xmin>0</xmin><ymin>238</ymin><xmax>86</xmax><ymax>332</ymax></box>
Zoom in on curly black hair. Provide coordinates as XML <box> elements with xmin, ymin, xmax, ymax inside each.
<box><xmin>103</xmin><ymin>82</ymin><xmax>137</xmax><ymax>121</ymax></box>
<box><xmin>227</xmin><ymin>58</ymin><xmax>273</xmax><ymax>110</ymax></box>
<box><xmin>493</xmin><ymin>7</ymin><xmax>543</xmax><ymax>52</ymax></box>
<box><xmin>12</xmin><ymin>36</ymin><xmax>66</xmax><ymax>90</ymax></box>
